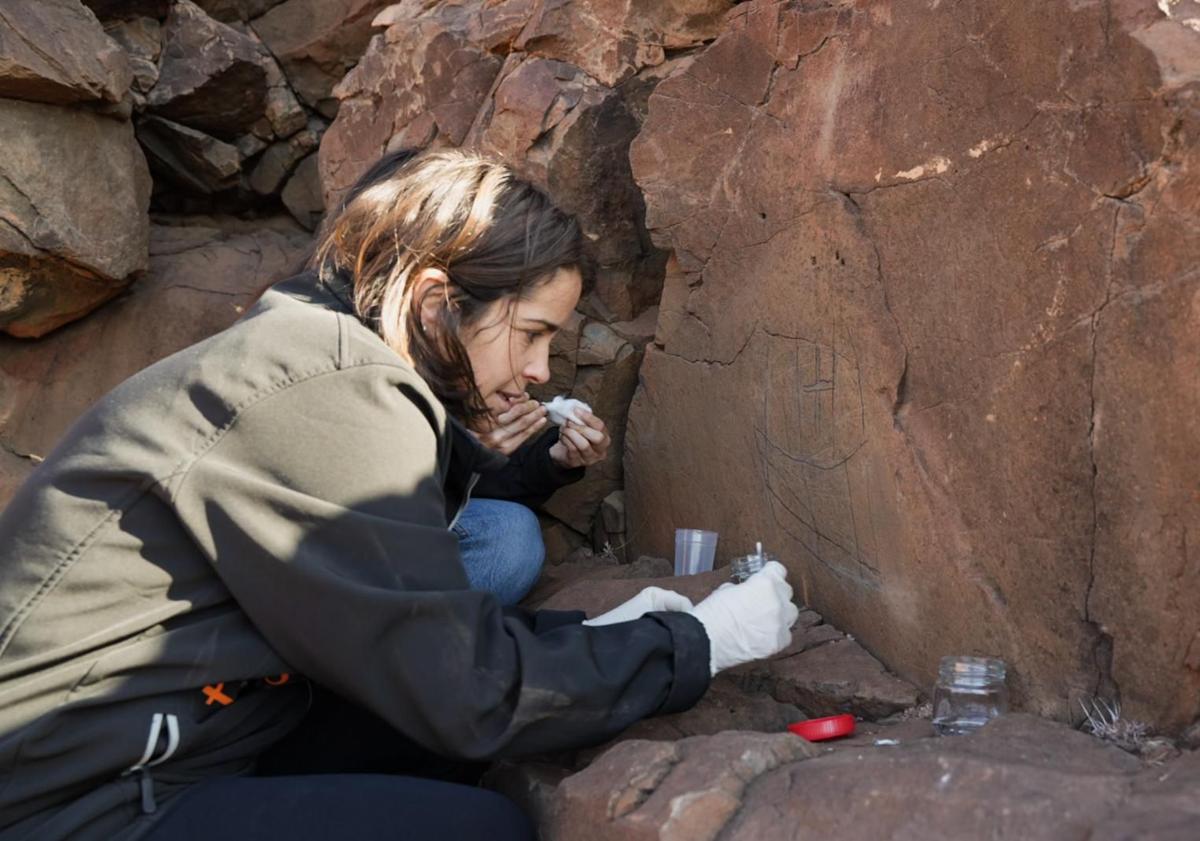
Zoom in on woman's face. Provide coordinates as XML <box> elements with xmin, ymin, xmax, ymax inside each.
<box><xmin>461</xmin><ymin>267</ymin><xmax>583</xmax><ymax>418</ymax></box>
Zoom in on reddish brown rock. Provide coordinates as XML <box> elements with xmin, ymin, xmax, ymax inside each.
<box><xmin>146</xmin><ymin>0</ymin><xmax>267</xmax><ymax>138</ymax></box>
<box><xmin>733</xmin><ymin>637</ymin><xmax>921</xmax><ymax>720</ymax></box>
<box><xmin>0</xmin><ymin>0</ymin><xmax>131</xmax><ymax>105</ymax></box>
<box><xmin>546</xmin><ymin>731</ymin><xmax>816</xmax><ymax>841</ymax></box>
<box><xmin>722</xmin><ymin>715</ymin><xmax>1138</xmax><ymax>841</ymax></box>
<box><xmin>536</xmin><ymin>567</ymin><xmax>730</xmax><ymax>615</ymax></box>
<box><xmin>281</xmin><ymin>153</ymin><xmax>324</xmax><ymax>230</ymax></box>
<box><xmin>468</xmin><ymin>53</ymin><xmax>667</xmax><ymax>321</ymax></box>
<box><xmin>0</xmin><ymin>98</ymin><xmax>150</xmax><ymax>338</ymax></box>
<box><xmin>251</xmin><ymin>0</ymin><xmax>397</xmax><ymax>115</ymax></box>
<box><xmin>525</xmin><ymin>554</ymin><xmax>674</xmax><ymax>612</ymax></box>
<box><xmin>531</xmin><ymin>712</ymin><xmax>1200</xmax><ymax>841</ymax></box>
<box><xmin>625</xmin><ymin>0</ymin><xmax>1200</xmax><ymax>731</ymax></box>
<box><xmin>0</xmin><ymin>219</ymin><xmax>309</xmax><ymax>505</ymax></box>
<box><xmin>513</xmin><ymin>0</ymin><xmax>733</xmax><ymax>87</ymax></box>
<box><xmin>103</xmin><ymin>16</ymin><xmax>162</xmax><ymax>95</ymax></box>
<box><xmin>247</xmin><ymin>119</ymin><xmax>322</xmax><ymax>194</ymax></box>
<box><xmin>317</xmin><ymin>13</ymin><xmax>502</xmax><ymax>204</ymax></box>
<box><xmin>136</xmin><ymin>116</ymin><xmax>241</xmax><ymax>194</ymax></box>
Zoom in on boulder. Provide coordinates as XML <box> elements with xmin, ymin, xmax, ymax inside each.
<box><xmin>546</xmin><ymin>731</ymin><xmax>817</xmax><ymax>841</ymax></box>
<box><xmin>317</xmin><ymin>13</ymin><xmax>502</xmax><ymax>205</ymax></box>
<box><xmin>239</xmin><ymin>24</ymin><xmax>307</xmax><ymax>140</ymax></box>
<box><xmin>251</xmin><ymin>0</ymin><xmax>398</xmax><ymax>115</ymax></box>
<box><xmin>624</xmin><ymin>0</ymin><xmax>1200</xmax><ymax>731</ymax></box>
<box><xmin>136</xmin><ymin>116</ymin><xmax>241</xmax><ymax>194</ymax></box>
<box><xmin>103</xmin><ymin>16</ymin><xmax>162</xmax><ymax>94</ymax></box>
<box><xmin>247</xmin><ymin>119</ymin><xmax>322</xmax><ymax>194</ymax></box>
<box><xmin>0</xmin><ymin>218</ymin><xmax>310</xmax><ymax>507</ymax></box>
<box><xmin>513</xmin><ymin>0</ymin><xmax>733</xmax><ymax>88</ymax></box>
<box><xmin>0</xmin><ymin>0</ymin><xmax>131</xmax><ymax>106</ymax></box>
<box><xmin>731</xmin><ymin>637</ymin><xmax>922</xmax><ymax>720</ymax></box>
<box><xmin>146</xmin><ymin>0</ymin><xmax>267</xmax><ymax>138</ymax></box>
<box><xmin>536</xmin><ymin>714</ymin><xmax>1200</xmax><ymax>841</ymax></box>
<box><xmin>0</xmin><ymin>98</ymin><xmax>150</xmax><ymax>338</ymax></box>
<box><xmin>723</xmin><ymin>715</ymin><xmax>1143</xmax><ymax>841</ymax></box>
<box><xmin>281</xmin><ymin>153</ymin><xmax>325</xmax><ymax>230</ymax></box>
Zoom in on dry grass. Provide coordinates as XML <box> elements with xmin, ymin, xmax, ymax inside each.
<box><xmin>1079</xmin><ymin>698</ymin><xmax>1150</xmax><ymax>752</ymax></box>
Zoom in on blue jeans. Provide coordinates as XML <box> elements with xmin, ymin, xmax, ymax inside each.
<box><xmin>452</xmin><ymin>499</ymin><xmax>545</xmax><ymax>606</ymax></box>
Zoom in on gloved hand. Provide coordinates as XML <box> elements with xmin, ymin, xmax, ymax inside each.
<box><xmin>687</xmin><ymin>561</ymin><xmax>799</xmax><ymax>675</ymax></box>
<box><xmin>582</xmin><ymin>586</ymin><xmax>695</xmax><ymax>626</ymax></box>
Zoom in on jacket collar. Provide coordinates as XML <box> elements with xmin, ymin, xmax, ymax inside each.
<box><xmin>282</xmin><ymin>271</ymin><xmax>510</xmax><ymax>477</ymax></box>
<box><xmin>447</xmin><ymin>415</ymin><xmax>509</xmax><ymax>475</ymax></box>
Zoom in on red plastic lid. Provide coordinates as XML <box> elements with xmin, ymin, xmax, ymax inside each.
<box><xmin>787</xmin><ymin>714</ymin><xmax>856</xmax><ymax>741</ymax></box>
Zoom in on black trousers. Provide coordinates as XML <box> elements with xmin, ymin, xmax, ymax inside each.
<box><xmin>144</xmin><ymin>689</ymin><xmax>534</xmax><ymax>841</ymax></box>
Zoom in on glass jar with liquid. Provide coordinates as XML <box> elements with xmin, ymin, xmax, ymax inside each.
<box><xmin>931</xmin><ymin>656</ymin><xmax>1008</xmax><ymax>736</ymax></box>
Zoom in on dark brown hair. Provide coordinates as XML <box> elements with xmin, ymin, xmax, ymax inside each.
<box><xmin>310</xmin><ymin>148</ymin><xmax>590</xmax><ymax>423</ymax></box>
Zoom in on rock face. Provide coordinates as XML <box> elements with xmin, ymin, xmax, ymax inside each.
<box><xmin>252</xmin><ymin>0</ymin><xmax>398</xmax><ymax>115</ymax></box>
<box><xmin>533</xmin><ymin>713</ymin><xmax>1200</xmax><ymax>841</ymax></box>
<box><xmin>625</xmin><ymin>0</ymin><xmax>1200</xmax><ymax>731</ymax></box>
<box><xmin>548</xmin><ymin>731</ymin><xmax>816</xmax><ymax>841</ymax></box>
<box><xmin>0</xmin><ymin>98</ymin><xmax>151</xmax><ymax>338</ymax></box>
<box><xmin>0</xmin><ymin>0</ymin><xmax>132</xmax><ymax>106</ymax></box>
<box><xmin>317</xmin><ymin>0</ymin><xmax>732</xmax><ymax>541</ymax></box>
<box><xmin>317</xmin><ymin>13</ymin><xmax>502</xmax><ymax>205</ymax></box>
<box><xmin>0</xmin><ymin>219</ymin><xmax>310</xmax><ymax>507</ymax></box>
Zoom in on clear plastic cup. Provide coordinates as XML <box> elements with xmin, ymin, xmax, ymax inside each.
<box><xmin>674</xmin><ymin>529</ymin><xmax>718</xmax><ymax>576</ymax></box>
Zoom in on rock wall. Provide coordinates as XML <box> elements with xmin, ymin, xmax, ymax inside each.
<box><xmin>3</xmin><ymin>0</ymin><xmax>1198</xmax><ymax>740</ymax></box>
<box><xmin>317</xmin><ymin>0</ymin><xmax>734</xmax><ymax>546</ymax></box>
<box><xmin>625</xmin><ymin>0</ymin><xmax>1200</xmax><ymax>731</ymax></box>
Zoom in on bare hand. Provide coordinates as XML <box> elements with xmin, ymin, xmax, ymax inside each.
<box><xmin>549</xmin><ymin>409</ymin><xmax>610</xmax><ymax>468</ymax></box>
<box><xmin>474</xmin><ymin>394</ymin><xmax>549</xmax><ymax>456</ymax></box>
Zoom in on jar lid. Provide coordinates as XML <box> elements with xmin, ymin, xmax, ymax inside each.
<box><xmin>787</xmin><ymin>714</ymin><xmax>855</xmax><ymax>741</ymax></box>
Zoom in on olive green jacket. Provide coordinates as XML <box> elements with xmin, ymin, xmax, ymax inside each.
<box><xmin>0</xmin><ymin>273</ymin><xmax>710</xmax><ymax>841</ymax></box>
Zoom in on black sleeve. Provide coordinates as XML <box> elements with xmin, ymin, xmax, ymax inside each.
<box><xmin>170</xmin><ymin>367</ymin><xmax>710</xmax><ymax>761</ymax></box>
<box><xmin>471</xmin><ymin>426</ymin><xmax>585</xmax><ymax>508</ymax></box>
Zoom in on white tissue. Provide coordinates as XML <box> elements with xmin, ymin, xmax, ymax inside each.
<box><xmin>542</xmin><ymin>395</ymin><xmax>592</xmax><ymax>426</ymax></box>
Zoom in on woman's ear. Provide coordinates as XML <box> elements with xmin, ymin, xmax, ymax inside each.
<box><xmin>410</xmin><ymin>267</ymin><xmax>451</xmax><ymax>335</ymax></box>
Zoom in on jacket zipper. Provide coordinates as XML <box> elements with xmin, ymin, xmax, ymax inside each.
<box><xmin>124</xmin><ymin>712</ymin><xmax>180</xmax><ymax>814</ymax></box>
<box><xmin>448</xmin><ymin>472</ymin><xmax>481</xmax><ymax>531</ymax></box>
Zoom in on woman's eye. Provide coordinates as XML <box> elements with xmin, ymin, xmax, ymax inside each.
<box><xmin>524</xmin><ymin>330</ymin><xmax>542</xmax><ymax>343</ymax></box>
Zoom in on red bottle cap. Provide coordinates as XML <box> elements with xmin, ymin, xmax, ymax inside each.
<box><xmin>787</xmin><ymin>714</ymin><xmax>856</xmax><ymax>741</ymax></box>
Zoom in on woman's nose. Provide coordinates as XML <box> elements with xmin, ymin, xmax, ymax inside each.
<box><xmin>523</xmin><ymin>351</ymin><xmax>551</xmax><ymax>385</ymax></box>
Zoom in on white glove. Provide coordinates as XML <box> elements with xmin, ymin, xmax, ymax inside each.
<box><xmin>582</xmin><ymin>586</ymin><xmax>695</xmax><ymax>626</ymax></box>
<box><xmin>686</xmin><ymin>561</ymin><xmax>799</xmax><ymax>675</ymax></box>
<box><xmin>543</xmin><ymin>396</ymin><xmax>593</xmax><ymax>426</ymax></box>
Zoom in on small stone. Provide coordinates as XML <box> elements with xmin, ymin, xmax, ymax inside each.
<box><xmin>247</xmin><ymin>121</ymin><xmax>320</xmax><ymax>195</ymax></box>
<box><xmin>576</xmin><ymin>321</ymin><xmax>629</xmax><ymax>366</ymax></box>
<box><xmin>235</xmin><ymin>132</ymin><xmax>269</xmax><ymax>160</ymax></box>
<box><xmin>280</xmin><ymin>153</ymin><xmax>324</xmax><ymax>230</ymax></box>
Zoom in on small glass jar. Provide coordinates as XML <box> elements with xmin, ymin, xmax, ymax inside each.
<box><xmin>931</xmin><ymin>656</ymin><xmax>1008</xmax><ymax>736</ymax></box>
<box><xmin>730</xmin><ymin>552</ymin><xmax>776</xmax><ymax>583</ymax></box>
